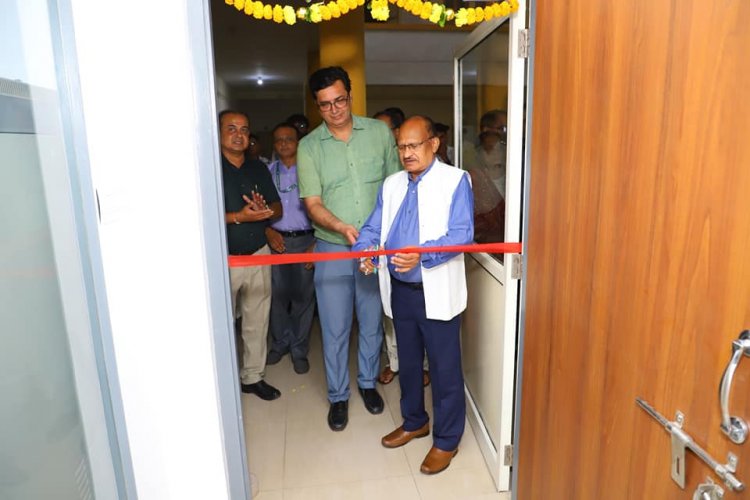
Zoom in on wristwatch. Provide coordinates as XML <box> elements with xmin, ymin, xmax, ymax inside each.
<box><xmin>233</xmin><ymin>213</ymin><xmax>240</xmax><ymax>225</ymax></box>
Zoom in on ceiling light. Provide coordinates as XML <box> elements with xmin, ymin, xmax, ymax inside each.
<box><xmin>257</xmin><ymin>77</ymin><xmax>264</xmax><ymax>86</ymax></box>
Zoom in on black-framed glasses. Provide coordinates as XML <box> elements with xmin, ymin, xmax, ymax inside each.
<box><xmin>396</xmin><ymin>136</ymin><xmax>435</xmax><ymax>153</ymax></box>
<box><xmin>317</xmin><ymin>95</ymin><xmax>350</xmax><ymax>112</ymax></box>
<box><xmin>273</xmin><ymin>136</ymin><xmax>297</xmax><ymax>144</ymax></box>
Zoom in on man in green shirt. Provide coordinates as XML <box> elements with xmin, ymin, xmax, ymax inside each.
<box><xmin>298</xmin><ymin>66</ymin><xmax>401</xmax><ymax>431</ymax></box>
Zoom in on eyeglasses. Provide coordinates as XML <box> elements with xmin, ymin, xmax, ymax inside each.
<box><xmin>317</xmin><ymin>95</ymin><xmax>350</xmax><ymax>112</ymax></box>
<box><xmin>396</xmin><ymin>137</ymin><xmax>435</xmax><ymax>153</ymax></box>
<box><xmin>273</xmin><ymin>137</ymin><xmax>297</xmax><ymax>144</ymax></box>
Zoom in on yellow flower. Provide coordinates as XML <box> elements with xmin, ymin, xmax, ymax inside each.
<box><xmin>310</xmin><ymin>4</ymin><xmax>322</xmax><ymax>22</ymax></box>
<box><xmin>356</xmin><ymin>0</ymin><xmax>365</xmax><ymax>6</ymax></box>
<box><xmin>337</xmin><ymin>0</ymin><xmax>350</xmax><ymax>14</ymax></box>
<box><xmin>403</xmin><ymin>0</ymin><xmax>413</xmax><ymax>10</ymax></box>
<box><xmin>273</xmin><ymin>4</ymin><xmax>284</xmax><ymax>22</ymax></box>
<box><xmin>244</xmin><ymin>0</ymin><xmax>254</xmax><ymax>15</ymax></box>
<box><xmin>499</xmin><ymin>2</ymin><xmax>510</xmax><ymax>16</ymax></box>
<box><xmin>347</xmin><ymin>0</ymin><xmax>357</xmax><ymax>10</ymax></box>
<box><xmin>320</xmin><ymin>4</ymin><xmax>332</xmax><ymax>20</ymax></box>
<box><xmin>455</xmin><ymin>8</ymin><xmax>467</xmax><ymax>27</ymax></box>
<box><xmin>474</xmin><ymin>6</ymin><xmax>484</xmax><ymax>22</ymax></box>
<box><xmin>328</xmin><ymin>2</ymin><xmax>341</xmax><ymax>17</ymax></box>
<box><xmin>388</xmin><ymin>0</ymin><xmax>397</xmax><ymax>4</ymax></box>
<box><xmin>235</xmin><ymin>0</ymin><xmax>245</xmax><ymax>10</ymax></box>
<box><xmin>466</xmin><ymin>8</ymin><xmax>475</xmax><ymax>24</ymax></box>
<box><xmin>283</xmin><ymin>5</ymin><xmax>296</xmax><ymax>24</ymax></box>
<box><xmin>428</xmin><ymin>3</ymin><xmax>441</xmax><ymax>23</ymax></box>
<box><xmin>509</xmin><ymin>0</ymin><xmax>519</xmax><ymax>12</ymax></box>
<box><xmin>253</xmin><ymin>2</ymin><xmax>264</xmax><ymax>18</ymax></box>
<box><xmin>226</xmin><ymin>0</ymin><xmax>234</xmax><ymax>5</ymax></box>
<box><xmin>263</xmin><ymin>3</ymin><xmax>273</xmax><ymax>19</ymax></box>
<box><xmin>297</xmin><ymin>7</ymin><xmax>307</xmax><ymax>18</ymax></box>
<box><xmin>370</xmin><ymin>0</ymin><xmax>389</xmax><ymax>20</ymax></box>
<box><xmin>444</xmin><ymin>8</ymin><xmax>454</xmax><ymax>20</ymax></box>
<box><xmin>419</xmin><ymin>2</ymin><xmax>431</xmax><ymax>19</ymax></box>
<box><xmin>410</xmin><ymin>0</ymin><xmax>421</xmax><ymax>16</ymax></box>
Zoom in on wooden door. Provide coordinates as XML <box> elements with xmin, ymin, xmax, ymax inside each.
<box><xmin>517</xmin><ymin>1</ymin><xmax>750</xmax><ymax>498</ymax></box>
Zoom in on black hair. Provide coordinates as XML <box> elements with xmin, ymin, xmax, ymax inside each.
<box><xmin>373</xmin><ymin>108</ymin><xmax>405</xmax><ymax>130</ymax></box>
<box><xmin>308</xmin><ymin>66</ymin><xmax>352</xmax><ymax>99</ymax></box>
<box><xmin>285</xmin><ymin>113</ymin><xmax>309</xmax><ymax>127</ymax></box>
<box><xmin>272</xmin><ymin>122</ymin><xmax>300</xmax><ymax>140</ymax></box>
<box><xmin>434</xmin><ymin>122</ymin><xmax>450</xmax><ymax>134</ymax></box>
<box><xmin>383</xmin><ymin>106</ymin><xmax>406</xmax><ymax>123</ymax></box>
<box><xmin>218</xmin><ymin>109</ymin><xmax>250</xmax><ymax>129</ymax></box>
<box><xmin>479</xmin><ymin>109</ymin><xmax>507</xmax><ymax>129</ymax></box>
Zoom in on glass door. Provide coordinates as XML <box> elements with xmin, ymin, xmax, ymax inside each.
<box><xmin>1</xmin><ymin>1</ymin><xmax>130</xmax><ymax>498</ymax></box>
<box><xmin>454</xmin><ymin>4</ymin><xmax>527</xmax><ymax>491</ymax></box>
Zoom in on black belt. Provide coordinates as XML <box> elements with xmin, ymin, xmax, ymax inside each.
<box><xmin>391</xmin><ymin>276</ymin><xmax>423</xmax><ymax>290</ymax></box>
<box><xmin>276</xmin><ymin>229</ymin><xmax>314</xmax><ymax>238</ymax></box>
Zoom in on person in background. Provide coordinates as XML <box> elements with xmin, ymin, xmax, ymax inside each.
<box><xmin>353</xmin><ymin>115</ymin><xmax>474</xmax><ymax>475</ymax></box>
<box><xmin>373</xmin><ymin>108</ymin><xmax>404</xmax><ymax>139</ymax></box>
<box><xmin>264</xmin><ymin>123</ymin><xmax>316</xmax><ymax>375</ymax></box>
<box><xmin>297</xmin><ymin>66</ymin><xmax>401</xmax><ymax>431</ymax></box>
<box><xmin>248</xmin><ymin>133</ymin><xmax>271</xmax><ymax>165</ymax></box>
<box><xmin>219</xmin><ymin>110</ymin><xmax>283</xmax><ymax>401</ymax></box>
<box><xmin>286</xmin><ymin>113</ymin><xmax>310</xmax><ymax>139</ymax></box>
<box><xmin>434</xmin><ymin>122</ymin><xmax>454</xmax><ymax>165</ymax></box>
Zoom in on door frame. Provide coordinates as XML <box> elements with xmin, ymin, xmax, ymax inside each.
<box><xmin>453</xmin><ymin>3</ymin><xmax>529</xmax><ymax>490</ymax></box>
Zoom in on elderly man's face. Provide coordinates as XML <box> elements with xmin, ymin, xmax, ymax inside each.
<box><xmin>397</xmin><ymin>118</ymin><xmax>439</xmax><ymax>179</ymax></box>
<box><xmin>220</xmin><ymin>113</ymin><xmax>250</xmax><ymax>156</ymax></box>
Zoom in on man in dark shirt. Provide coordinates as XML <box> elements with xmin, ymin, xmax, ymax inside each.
<box><xmin>220</xmin><ymin>109</ymin><xmax>283</xmax><ymax>401</ymax></box>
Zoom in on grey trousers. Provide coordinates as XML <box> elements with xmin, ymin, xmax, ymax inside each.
<box><xmin>268</xmin><ymin>233</ymin><xmax>315</xmax><ymax>360</ymax></box>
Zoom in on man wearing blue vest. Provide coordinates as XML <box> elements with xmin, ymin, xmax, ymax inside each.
<box><xmin>353</xmin><ymin>115</ymin><xmax>474</xmax><ymax>474</ymax></box>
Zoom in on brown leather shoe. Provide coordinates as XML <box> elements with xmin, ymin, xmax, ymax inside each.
<box><xmin>423</xmin><ymin>370</ymin><xmax>430</xmax><ymax>387</ymax></box>
<box><xmin>378</xmin><ymin>366</ymin><xmax>398</xmax><ymax>385</ymax></box>
<box><xmin>420</xmin><ymin>446</ymin><xmax>458</xmax><ymax>474</ymax></box>
<box><xmin>381</xmin><ymin>423</ymin><xmax>430</xmax><ymax>448</ymax></box>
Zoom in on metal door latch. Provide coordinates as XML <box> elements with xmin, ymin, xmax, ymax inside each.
<box><xmin>636</xmin><ymin>398</ymin><xmax>745</xmax><ymax>492</ymax></box>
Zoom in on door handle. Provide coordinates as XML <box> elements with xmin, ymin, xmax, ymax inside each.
<box><xmin>719</xmin><ymin>330</ymin><xmax>750</xmax><ymax>444</ymax></box>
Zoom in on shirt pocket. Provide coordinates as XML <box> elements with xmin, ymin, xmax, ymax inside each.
<box><xmin>359</xmin><ymin>157</ymin><xmax>386</xmax><ymax>184</ymax></box>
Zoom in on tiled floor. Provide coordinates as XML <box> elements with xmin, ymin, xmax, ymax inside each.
<box><xmin>241</xmin><ymin>322</ymin><xmax>510</xmax><ymax>500</ymax></box>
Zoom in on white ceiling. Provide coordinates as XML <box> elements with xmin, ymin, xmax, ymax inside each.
<box><xmin>210</xmin><ymin>0</ymin><xmax>474</xmax><ymax>90</ymax></box>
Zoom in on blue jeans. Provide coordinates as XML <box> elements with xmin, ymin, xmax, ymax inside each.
<box><xmin>314</xmin><ymin>240</ymin><xmax>383</xmax><ymax>402</ymax></box>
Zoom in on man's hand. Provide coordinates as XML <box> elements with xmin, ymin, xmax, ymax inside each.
<box><xmin>391</xmin><ymin>250</ymin><xmax>420</xmax><ymax>273</ymax></box>
<box><xmin>236</xmin><ymin>194</ymin><xmax>274</xmax><ymax>222</ymax></box>
<box><xmin>265</xmin><ymin>227</ymin><xmax>285</xmax><ymax>253</ymax></box>
<box><xmin>338</xmin><ymin>223</ymin><xmax>359</xmax><ymax>245</ymax></box>
<box><xmin>359</xmin><ymin>257</ymin><xmax>377</xmax><ymax>276</ymax></box>
<box><xmin>304</xmin><ymin>241</ymin><xmax>316</xmax><ymax>270</ymax></box>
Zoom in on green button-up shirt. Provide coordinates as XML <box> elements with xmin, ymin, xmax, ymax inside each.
<box><xmin>297</xmin><ymin>115</ymin><xmax>401</xmax><ymax>245</ymax></box>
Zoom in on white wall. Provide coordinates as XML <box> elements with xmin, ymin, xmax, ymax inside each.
<box><xmin>68</xmin><ymin>1</ymin><xmax>232</xmax><ymax>499</ymax></box>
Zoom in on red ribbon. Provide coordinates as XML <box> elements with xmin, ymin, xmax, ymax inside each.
<box><xmin>228</xmin><ymin>242</ymin><xmax>522</xmax><ymax>267</ymax></box>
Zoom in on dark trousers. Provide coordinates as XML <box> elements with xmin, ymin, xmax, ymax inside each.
<box><xmin>391</xmin><ymin>277</ymin><xmax>465</xmax><ymax>451</ymax></box>
<box><xmin>268</xmin><ymin>233</ymin><xmax>315</xmax><ymax>360</ymax></box>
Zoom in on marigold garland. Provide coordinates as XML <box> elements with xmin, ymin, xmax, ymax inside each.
<box><xmin>225</xmin><ymin>0</ymin><xmax>518</xmax><ymax>27</ymax></box>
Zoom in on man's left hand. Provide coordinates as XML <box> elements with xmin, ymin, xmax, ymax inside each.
<box><xmin>391</xmin><ymin>250</ymin><xmax>420</xmax><ymax>273</ymax></box>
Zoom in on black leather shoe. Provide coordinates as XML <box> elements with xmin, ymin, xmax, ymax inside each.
<box><xmin>328</xmin><ymin>401</ymin><xmax>348</xmax><ymax>431</ymax></box>
<box><xmin>266</xmin><ymin>350</ymin><xmax>284</xmax><ymax>365</ymax></box>
<box><xmin>241</xmin><ymin>380</ymin><xmax>281</xmax><ymax>401</ymax></box>
<box><xmin>292</xmin><ymin>357</ymin><xmax>310</xmax><ymax>374</ymax></box>
<box><xmin>359</xmin><ymin>387</ymin><xmax>384</xmax><ymax>415</ymax></box>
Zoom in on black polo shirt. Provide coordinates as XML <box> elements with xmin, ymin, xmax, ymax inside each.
<box><xmin>222</xmin><ymin>155</ymin><xmax>281</xmax><ymax>255</ymax></box>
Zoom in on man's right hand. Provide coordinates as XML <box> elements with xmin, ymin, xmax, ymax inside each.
<box><xmin>265</xmin><ymin>227</ymin><xmax>285</xmax><ymax>253</ymax></box>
